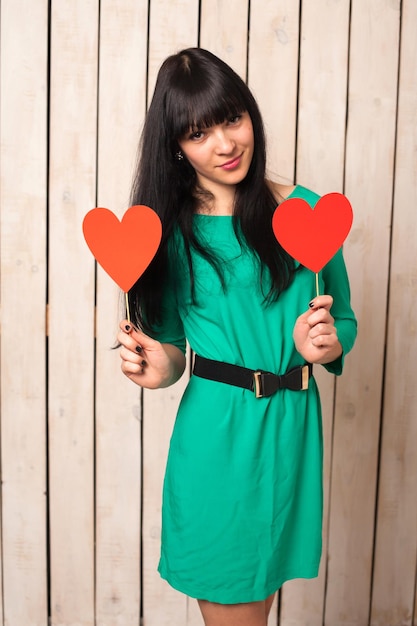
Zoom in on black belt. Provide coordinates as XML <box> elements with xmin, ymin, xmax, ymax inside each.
<box><xmin>193</xmin><ymin>355</ymin><xmax>313</xmax><ymax>398</ymax></box>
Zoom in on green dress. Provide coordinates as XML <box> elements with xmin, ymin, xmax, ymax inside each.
<box><xmin>153</xmin><ymin>185</ymin><xmax>357</xmax><ymax>604</ymax></box>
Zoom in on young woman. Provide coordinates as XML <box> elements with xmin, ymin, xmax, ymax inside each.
<box><xmin>117</xmin><ymin>48</ymin><xmax>357</xmax><ymax>626</ymax></box>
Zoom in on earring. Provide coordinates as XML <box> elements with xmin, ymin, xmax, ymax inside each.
<box><xmin>175</xmin><ymin>151</ymin><xmax>184</xmax><ymax>161</ymax></box>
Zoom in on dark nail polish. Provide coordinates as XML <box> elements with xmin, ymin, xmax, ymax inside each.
<box><xmin>309</xmin><ymin>301</ymin><xmax>315</xmax><ymax>308</ymax></box>
<box><xmin>125</xmin><ymin>324</ymin><xmax>131</xmax><ymax>331</ymax></box>
<box><xmin>135</xmin><ymin>345</ymin><xmax>143</xmax><ymax>353</ymax></box>
<box><xmin>141</xmin><ymin>360</ymin><xmax>146</xmax><ymax>366</ymax></box>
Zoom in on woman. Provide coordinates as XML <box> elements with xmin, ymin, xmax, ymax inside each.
<box><xmin>118</xmin><ymin>47</ymin><xmax>357</xmax><ymax>626</ymax></box>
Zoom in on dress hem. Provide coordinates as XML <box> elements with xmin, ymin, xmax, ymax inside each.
<box><xmin>157</xmin><ymin>564</ymin><xmax>320</xmax><ymax>605</ymax></box>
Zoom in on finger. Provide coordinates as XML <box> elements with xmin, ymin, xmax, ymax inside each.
<box><xmin>297</xmin><ymin>295</ymin><xmax>334</xmax><ymax>325</ymax></box>
<box><xmin>120</xmin><ymin>319</ymin><xmax>137</xmax><ymax>333</ymax></box>
<box><xmin>309</xmin><ymin>322</ymin><xmax>334</xmax><ymax>339</ymax></box>
<box><xmin>119</xmin><ymin>320</ymin><xmax>159</xmax><ymax>350</ymax></box>
<box><xmin>117</xmin><ymin>325</ymin><xmax>145</xmax><ymax>356</ymax></box>
<box><xmin>119</xmin><ymin>346</ymin><xmax>143</xmax><ymax>364</ymax></box>
<box><xmin>308</xmin><ymin>295</ymin><xmax>334</xmax><ymax>311</ymax></box>
<box><xmin>307</xmin><ymin>308</ymin><xmax>335</xmax><ymax>328</ymax></box>
<box><xmin>310</xmin><ymin>334</ymin><xmax>335</xmax><ymax>348</ymax></box>
<box><xmin>121</xmin><ymin>359</ymin><xmax>143</xmax><ymax>375</ymax></box>
<box><xmin>119</xmin><ymin>341</ymin><xmax>148</xmax><ymax>368</ymax></box>
<box><xmin>117</xmin><ymin>330</ymin><xmax>143</xmax><ymax>354</ymax></box>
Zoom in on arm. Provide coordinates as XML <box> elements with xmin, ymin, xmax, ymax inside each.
<box><xmin>118</xmin><ymin>321</ymin><xmax>186</xmax><ymax>389</ymax></box>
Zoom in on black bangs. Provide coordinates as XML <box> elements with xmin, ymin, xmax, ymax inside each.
<box><xmin>167</xmin><ymin>86</ymin><xmax>245</xmax><ymax>139</ymax></box>
<box><xmin>164</xmin><ymin>56</ymin><xmax>248</xmax><ymax>139</ymax></box>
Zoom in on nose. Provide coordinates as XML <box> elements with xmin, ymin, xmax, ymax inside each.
<box><xmin>213</xmin><ymin>128</ymin><xmax>235</xmax><ymax>154</ymax></box>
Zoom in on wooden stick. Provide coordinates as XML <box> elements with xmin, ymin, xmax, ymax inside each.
<box><xmin>125</xmin><ymin>291</ymin><xmax>131</xmax><ymax>323</ymax></box>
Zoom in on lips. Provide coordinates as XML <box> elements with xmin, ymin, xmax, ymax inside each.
<box><xmin>219</xmin><ymin>154</ymin><xmax>243</xmax><ymax>170</ymax></box>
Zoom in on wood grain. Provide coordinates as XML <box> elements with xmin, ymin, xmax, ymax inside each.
<box><xmin>0</xmin><ymin>1</ymin><xmax>48</xmax><ymax>624</ymax></box>
<box><xmin>370</xmin><ymin>0</ymin><xmax>417</xmax><ymax>622</ymax></box>
<box><xmin>95</xmin><ymin>1</ymin><xmax>149</xmax><ymax>624</ymax></box>
<box><xmin>48</xmin><ymin>1</ymin><xmax>99</xmax><ymax>623</ymax></box>
<box><xmin>325</xmin><ymin>1</ymin><xmax>401</xmax><ymax>623</ymax></box>
<box><xmin>248</xmin><ymin>0</ymin><xmax>300</xmax><ymax>185</ymax></box>
<box><xmin>200</xmin><ymin>0</ymin><xmax>249</xmax><ymax>77</ymax></box>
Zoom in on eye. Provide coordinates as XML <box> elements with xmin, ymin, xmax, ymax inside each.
<box><xmin>228</xmin><ymin>114</ymin><xmax>242</xmax><ymax>125</ymax></box>
<box><xmin>188</xmin><ymin>130</ymin><xmax>205</xmax><ymax>141</ymax></box>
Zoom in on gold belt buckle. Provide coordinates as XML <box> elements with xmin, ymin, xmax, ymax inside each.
<box><xmin>253</xmin><ymin>371</ymin><xmax>263</xmax><ymax>398</ymax></box>
<box><xmin>301</xmin><ymin>365</ymin><xmax>310</xmax><ymax>390</ymax></box>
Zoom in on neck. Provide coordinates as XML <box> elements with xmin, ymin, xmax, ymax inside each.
<box><xmin>194</xmin><ymin>184</ymin><xmax>236</xmax><ymax>216</ymax></box>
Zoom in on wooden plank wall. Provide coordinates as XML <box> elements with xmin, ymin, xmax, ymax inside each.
<box><xmin>0</xmin><ymin>1</ymin><xmax>415</xmax><ymax>625</ymax></box>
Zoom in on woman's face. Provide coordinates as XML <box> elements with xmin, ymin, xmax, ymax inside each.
<box><xmin>178</xmin><ymin>111</ymin><xmax>254</xmax><ymax>195</ymax></box>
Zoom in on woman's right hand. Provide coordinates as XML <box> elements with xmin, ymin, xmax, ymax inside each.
<box><xmin>117</xmin><ymin>320</ymin><xmax>186</xmax><ymax>389</ymax></box>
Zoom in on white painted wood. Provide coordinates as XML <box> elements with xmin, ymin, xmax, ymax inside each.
<box><xmin>95</xmin><ymin>2</ymin><xmax>149</xmax><ymax>624</ymax></box>
<box><xmin>267</xmin><ymin>594</ymin><xmax>279</xmax><ymax>626</ymax></box>
<box><xmin>296</xmin><ymin>0</ymin><xmax>351</xmax><ymax>195</ymax></box>
<box><xmin>185</xmin><ymin>596</ymin><xmax>205</xmax><ymax>625</ymax></box>
<box><xmin>325</xmin><ymin>1</ymin><xmax>401</xmax><ymax>623</ymax></box>
<box><xmin>48</xmin><ymin>1</ymin><xmax>99</xmax><ymax>623</ymax></box>
<box><xmin>147</xmin><ymin>0</ymin><xmax>200</xmax><ymax>101</ymax></box>
<box><xmin>200</xmin><ymin>0</ymin><xmax>249</xmax><ymax>77</ymax></box>
<box><xmin>0</xmin><ymin>1</ymin><xmax>48</xmax><ymax>624</ymax></box>
<box><xmin>280</xmin><ymin>2</ymin><xmax>350</xmax><ymax>624</ymax></box>
<box><xmin>370</xmin><ymin>0</ymin><xmax>417</xmax><ymax>622</ymax></box>
<box><xmin>248</xmin><ymin>0</ymin><xmax>300</xmax><ymax>184</ymax></box>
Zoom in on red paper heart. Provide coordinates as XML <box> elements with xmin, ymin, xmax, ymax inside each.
<box><xmin>82</xmin><ymin>205</ymin><xmax>162</xmax><ymax>292</ymax></box>
<box><xmin>272</xmin><ymin>192</ymin><xmax>353</xmax><ymax>273</ymax></box>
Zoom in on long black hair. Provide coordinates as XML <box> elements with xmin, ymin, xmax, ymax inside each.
<box><xmin>128</xmin><ymin>47</ymin><xmax>295</xmax><ymax>330</ymax></box>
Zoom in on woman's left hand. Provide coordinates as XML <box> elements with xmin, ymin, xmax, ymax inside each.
<box><xmin>293</xmin><ymin>295</ymin><xmax>343</xmax><ymax>365</ymax></box>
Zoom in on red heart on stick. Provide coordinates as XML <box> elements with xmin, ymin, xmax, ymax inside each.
<box><xmin>272</xmin><ymin>192</ymin><xmax>353</xmax><ymax>273</ymax></box>
<box><xmin>82</xmin><ymin>205</ymin><xmax>162</xmax><ymax>292</ymax></box>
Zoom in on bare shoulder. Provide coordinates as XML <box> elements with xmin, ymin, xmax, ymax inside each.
<box><xmin>266</xmin><ymin>180</ymin><xmax>296</xmax><ymax>203</ymax></box>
